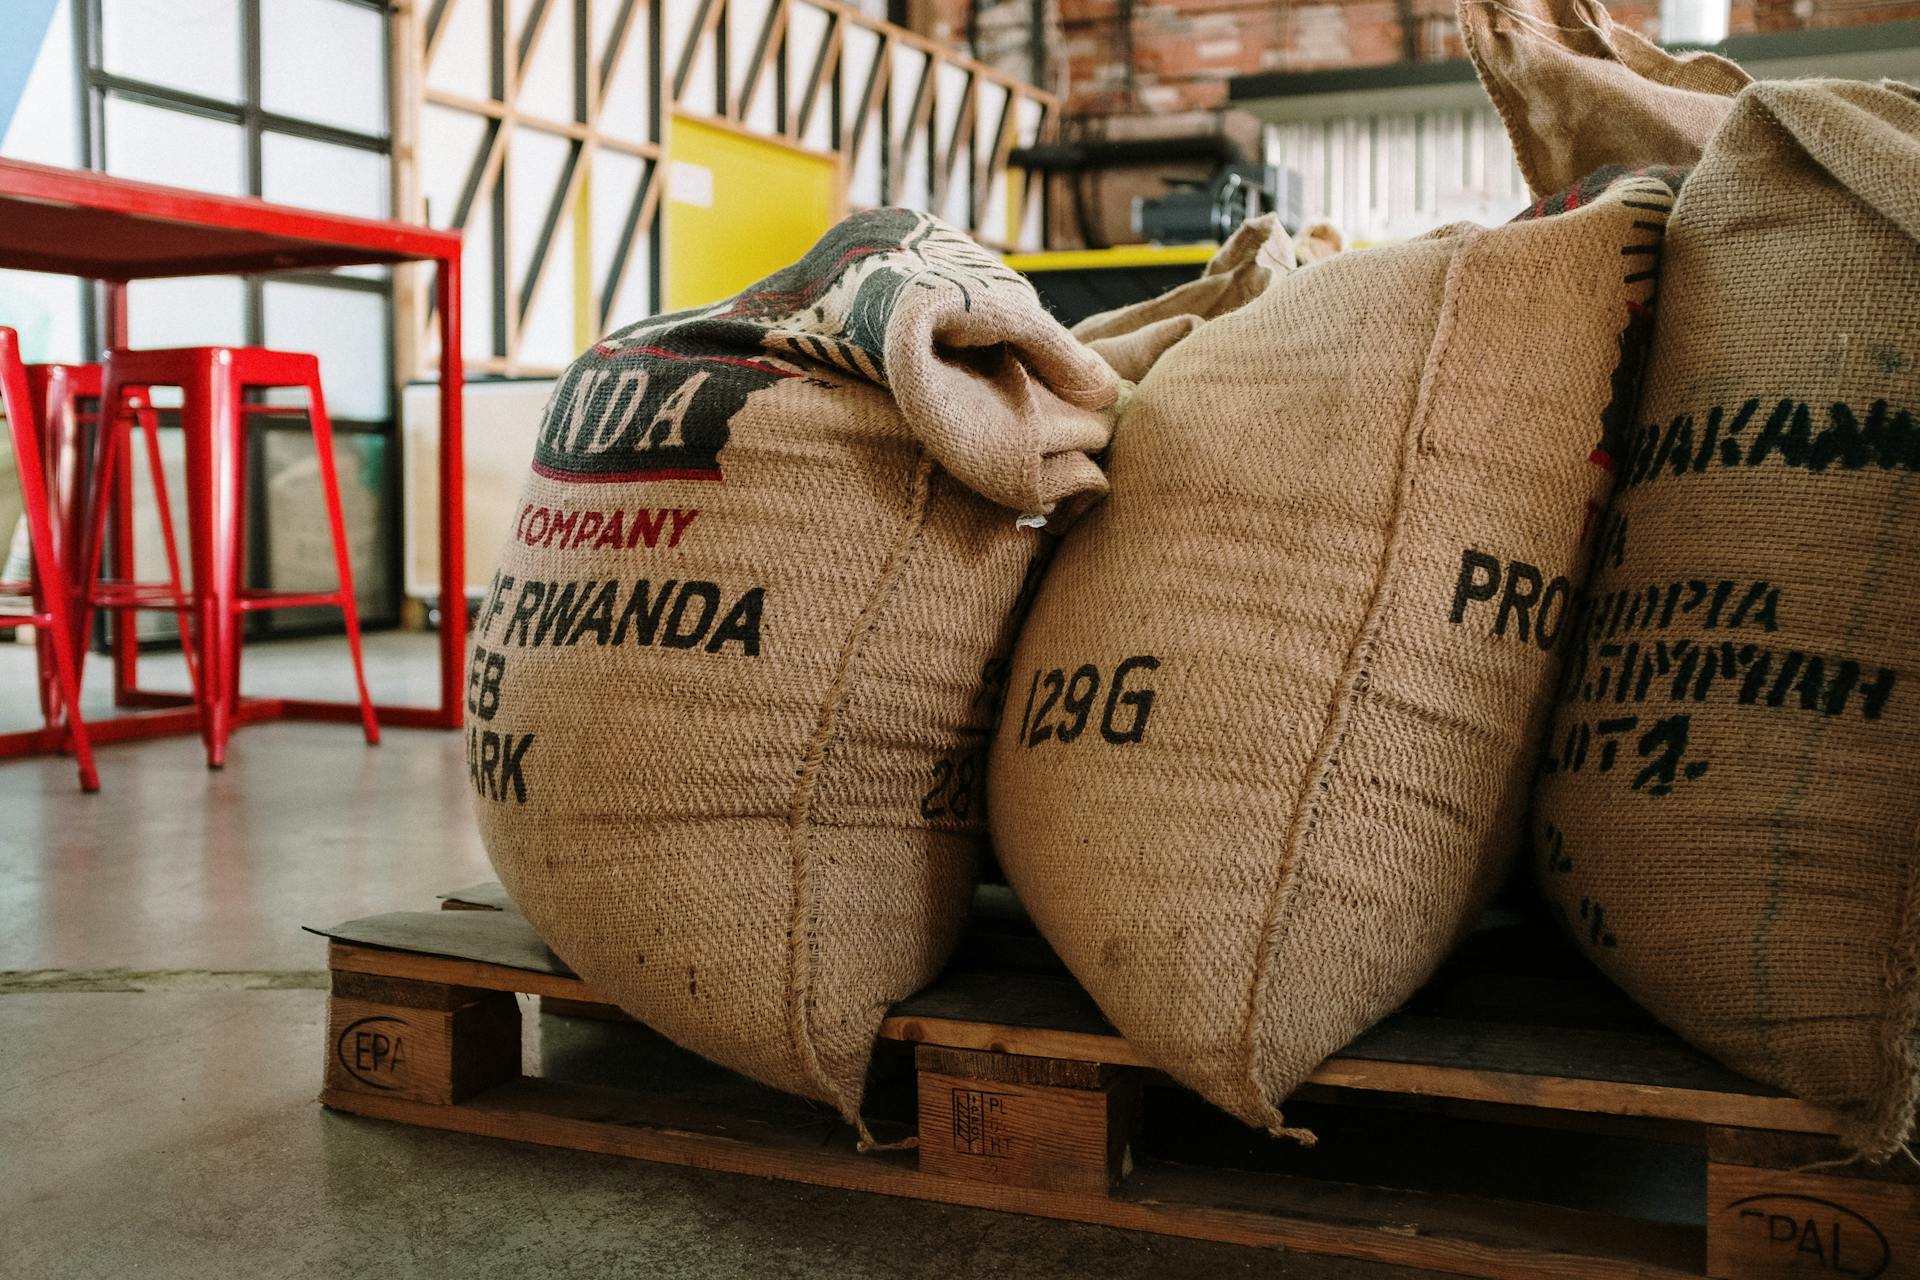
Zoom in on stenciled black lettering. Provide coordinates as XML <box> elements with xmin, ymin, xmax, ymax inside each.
<box><xmin>1535</xmin><ymin>577</ymin><xmax>1572</xmax><ymax>651</ymax></box>
<box><xmin>613</xmin><ymin>579</ymin><xmax>676</xmax><ymax>645</ymax></box>
<box><xmin>1100</xmin><ymin>655</ymin><xmax>1160</xmax><ymax>745</ymax></box>
<box><xmin>1449</xmin><ymin>549</ymin><xmax>1501</xmax><ymax>624</ymax></box>
<box><xmin>504</xmin><ymin>581</ymin><xmax>545</xmax><ymax>646</ymax></box>
<box><xmin>532</xmin><ymin>580</ymin><xmax>590</xmax><ymax>645</ymax></box>
<box><xmin>660</xmin><ymin>581</ymin><xmax>720</xmax><ymax>649</ymax></box>
<box><xmin>568</xmin><ymin>581</ymin><xmax>618</xmax><ymax>645</ymax></box>
<box><xmin>704</xmin><ymin>587</ymin><xmax>764</xmax><ymax>656</ymax></box>
<box><xmin>1496</xmin><ymin>560</ymin><xmax>1544</xmax><ymax>642</ymax></box>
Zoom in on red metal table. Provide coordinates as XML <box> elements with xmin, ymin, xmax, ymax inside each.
<box><xmin>0</xmin><ymin>157</ymin><xmax>466</xmax><ymax>750</ymax></box>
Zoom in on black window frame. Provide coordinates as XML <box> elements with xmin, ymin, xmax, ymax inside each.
<box><xmin>72</xmin><ymin>0</ymin><xmax>403</xmax><ymax>643</ymax></box>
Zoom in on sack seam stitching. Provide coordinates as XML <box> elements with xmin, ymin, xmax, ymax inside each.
<box><xmin>783</xmin><ymin>448</ymin><xmax>937</xmax><ymax>1127</ymax></box>
<box><xmin>1239</xmin><ymin>233</ymin><xmax>1477</xmax><ymax>1135</ymax></box>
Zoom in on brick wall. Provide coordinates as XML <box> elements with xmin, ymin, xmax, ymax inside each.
<box><xmin>911</xmin><ymin>0</ymin><xmax>1916</xmax><ymax>115</ymax></box>
<box><xmin>1054</xmin><ymin>0</ymin><xmax>1915</xmax><ymax>116</ymax></box>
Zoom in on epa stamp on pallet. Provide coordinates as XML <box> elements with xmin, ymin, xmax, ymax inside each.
<box><xmin>311</xmin><ymin>889</ymin><xmax>1918</xmax><ymax>1280</ymax></box>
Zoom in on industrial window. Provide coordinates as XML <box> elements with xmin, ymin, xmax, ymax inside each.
<box><xmin>75</xmin><ymin>0</ymin><xmax>400</xmax><ymax>636</ymax></box>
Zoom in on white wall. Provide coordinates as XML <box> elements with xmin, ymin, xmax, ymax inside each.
<box><xmin>401</xmin><ymin>378</ymin><xmax>554</xmax><ymax>602</ymax></box>
<box><xmin>0</xmin><ymin>0</ymin><xmax>86</xmax><ymax>365</ymax></box>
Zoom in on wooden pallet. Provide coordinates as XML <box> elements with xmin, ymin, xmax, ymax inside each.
<box><xmin>313</xmin><ymin>886</ymin><xmax>1918</xmax><ymax>1279</ymax></box>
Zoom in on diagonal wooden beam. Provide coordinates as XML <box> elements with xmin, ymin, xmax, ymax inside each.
<box><xmin>423</xmin><ymin>0</ymin><xmax>462</xmax><ymax>71</ymax></box>
<box><xmin>930</xmin><ymin>70</ymin><xmax>975</xmax><ymax>220</ymax></box>
<box><xmin>793</xmin><ymin>14</ymin><xmax>842</xmax><ymax>144</ymax></box>
<box><xmin>599</xmin><ymin>162</ymin><xmax>664</xmax><ymax>332</ymax></box>
<box><xmin>887</xmin><ymin>45</ymin><xmax>936</xmax><ymax>206</ymax></box>
<box><xmin>671</xmin><ymin>0</ymin><xmax>730</xmax><ymax>108</ymax></box>
<box><xmin>595</xmin><ymin>0</ymin><xmax>643</xmax><ymax>99</ymax></box>
<box><xmin>845</xmin><ymin>32</ymin><xmax>891</xmax><ymax>191</ymax></box>
<box><xmin>974</xmin><ymin>86</ymin><xmax>1017</xmax><ymax>232</ymax></box>
<box><xmin>516</xmin><ymin>140</ymin><xmax>592</xmax><ymax>333</ymax></box>
<box><xmin>514</xmin><ymin>0</ymin><xmax>558</xmax><ymax>87</ymax></box>
<box><xmin>732</xmin><ymin>0</ymin><xmax>789</xmax><ymax>124</ymax></box>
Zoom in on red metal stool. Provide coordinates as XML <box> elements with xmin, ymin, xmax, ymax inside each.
<box><xmin>0</xmin><ymin>328</ymin><xmax>99</xmax><ymax>791</ymax></box>
<box><xmin>21</xmin><ymin>362</ymin><xmax>88</xmax><ymax>722</ymax></box>
<box><xmin>98</xmin><ymin>347</ymin><xmax>380</xmax><ymax>768</ymax></box>
<box><xmin>31</xmin><ymin>362</ymin><xmax>200</xmax><ymax>721</ymax></box>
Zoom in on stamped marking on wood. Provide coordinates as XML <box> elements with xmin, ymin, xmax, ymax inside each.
<box><xmin>1708</xmin><ymin>1158</ymin><xmax>1916</xmax><ymax>1280</ymax></box>
<box><xmin>336</xmin><ymin>1015</ymin><xmax>414</xmax><ymax>1092</ymax></box>
<box><xmin>1722</xmin><ymin>1195</ymin><xmax>1889</xmax><ymax>1278</ymax></box>
<box><xmin>918</xmin><ymin>1069</ymin><xmax>1137</xmax><ymax>1195</ymax></box>
<box><xmin>951</xmin><ymin>1087</ymin><xmax>1013</xmax><ymax>1158</ymax></box>
<box><xmin>323</xmin><ymin>986</ymin><xmax>519</xmax><ymax>1106</ymax></box>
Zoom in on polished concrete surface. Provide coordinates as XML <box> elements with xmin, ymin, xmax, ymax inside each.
<box><xmin>1</xmin><ymin>634</ymin><xmax>1437</xmax><ymax>1279</ymax></box>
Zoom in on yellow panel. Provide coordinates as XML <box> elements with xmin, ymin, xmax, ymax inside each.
<box><xmin>1004</xmin><ymin>244</ymin><xmax>1220</xmax><ymax>273</ymax></box>
<box><xmin>664</xmin><ymin>114</ymin><xmax>842</xmax><ymax>311</ymax></box>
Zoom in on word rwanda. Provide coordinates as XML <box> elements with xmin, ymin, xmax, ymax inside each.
<box><xmin>512</xmin><ymin>505</ymin><xmax>700</xmax><ymax>552</ymax></box>
<box><xmin>477</xmin><ymin>576</ymin><xmax>766</xmax><ymax>654</ymax></box>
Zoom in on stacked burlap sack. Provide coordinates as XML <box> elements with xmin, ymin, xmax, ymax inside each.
<box><xmin>472</xmin><ymin>208</ymin><xmax>1120</xmax><ymax>1142</ymax></box>
<box><xmin>1464</xmin><ymin>0</ymin><xmax>1920</xmax><ymax>1158</ymax></box>
<box><xmin>988</xmin><ymin>154</ymin><xmax>1675</xmax><ymax>1137</ymax></box>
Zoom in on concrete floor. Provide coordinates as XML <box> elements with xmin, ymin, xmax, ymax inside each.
<box><xmin>0</xmin><ymin>633</ymin><xmax>1438</xmax><ymax>1280</ymax></box>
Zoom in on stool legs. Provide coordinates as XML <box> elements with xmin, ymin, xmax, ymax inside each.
<box><xmin>33</xmin><ymin>375</ymin><xmax>87</xmax><ymax>726</ymax></box>
<box><xmin>95</xmin><ymin>347</ymin><xmax>384</xmax><ymax>767</ymax></box>
<box><xmin>183</xmin><ymin>361</ymin><xmax>241</xmax><ymax>768</ymax></box>
<box><xmin>300</xmin><ymin>378</ymin><xmax>380</xmax><ymax>748</ymax></box>
<box><xmin>72</xmin><ymin>386</ymin><xmax>202</xmax><ymax>707</ymax></box>
<box><xmin>2</xmin><ymin>343</ymin><xmax>98</xmax><ymax>792</ymax></box>
<box><xmin>21</xmin><ymin>465</ymin><xmax>99</xmax><ymax>794</ymax></box>
<box><xmin>132</xmin><ymin>398</ymin><xmax>200</xmax><ymax>695</ymax></box>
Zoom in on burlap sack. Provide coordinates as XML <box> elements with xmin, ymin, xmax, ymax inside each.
<box><xmin>471</xmin><ymin>209</ymin><xmax>1119</xmax><ymax>1139</ymax></box>
<box><xmin>989</xmin><ymin>175</ymin><xmax>1672</xmax><ymax>1137</ymax></box>
<box><xmin>1530</xmin><ymin>80</ymin><xmax>1920</xmax><ymax>1158</ymax></box>
<box><xmin>1460</xmin><ymin>0</ymin><xmax>1747</xmax><ymax>197</ymax></box>
<box><xmin>1293</xmin><ymin>220</ymin><xmax>1345</xmax><ymax>266</ymax></box>
<box><xmin>1070</xmin><ymin>214</ymin><xmax>1296</xmax><ymax>382</ymax></box>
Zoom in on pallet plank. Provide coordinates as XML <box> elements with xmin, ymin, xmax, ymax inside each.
<box><xmin>321</xmin><ymin>1077</ymin><xmax>1699</xmax><ymax>1280</ymax></box>
<box><xmin>326</xmin><ymin>940</ymin><xmax>596</xmax><ymax>1003</ymax></box>
<box><xmin>1708</xmin><ymin>1128</ymin><xmax>1920</xmax><ymax>1185</ymax></box>
<box><xmin>315</xmin><ymin>911</ymin><xmax>1846</xmax><ymax>1135</ymax></box>
<box><xmin>311</xmin><ymin>911</ymin><xmax>571</xmax><ymax>977</ymax></box>
<box><xmin>915</xmin><ymin>1045</ymin><xmax>1118</xmax><ymax>1089</ymax></box>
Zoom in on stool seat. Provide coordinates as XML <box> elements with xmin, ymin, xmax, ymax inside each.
<box><xmin>95</xmin><ymin>344</ymin><xmax>380</xmax><ymax>767</ymax></box>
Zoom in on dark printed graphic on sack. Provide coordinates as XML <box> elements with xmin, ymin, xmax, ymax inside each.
<box><xmin>1620</xmin><ymin>397</ymin><xmax>1919</xmax><ymax>489</ymax></box>
<box><xmin>532</xmin><ymin>210</ymin><xmax>1032</xmax><ymax>485</ymax></box>
<box><xmin>532</xmin><ymin>349</ymin><xmax>796</xmax><ymax>483</ymax></box>
<box><xmin>474</xmin><ymin>575</ymin><xmax>766</xmax><ymax>655</ymax></box>
<box><xmin>1011</xmin><ymin>656</ymin><xmax>1160</xmax><ymax>748</ymax></box>
<box><xmin>1538</xmin><ymin>504</ymin><xmax>1901</xmax><ymax>799</ymax></box>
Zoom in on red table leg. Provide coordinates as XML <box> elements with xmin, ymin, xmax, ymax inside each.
<box><xmin>103</xmin><ymin>281</ymin><xmax>141</xmax><ymax>708</ymax></box>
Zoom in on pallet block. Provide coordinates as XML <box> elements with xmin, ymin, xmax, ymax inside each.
<box><xmin>916</xmin><ymin>1046</ymin><xmax>1138</xmax><ymax>1194</ymax></box>
<box><xmin>312</xmin><ymin>893</ymin><xmax>1918</xmax><ymax>1279</ymax></box>
<box><xmin>323</xmin><ymin>970</ymin><xmax>519</xmax><ymax>1105</ymax></box>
